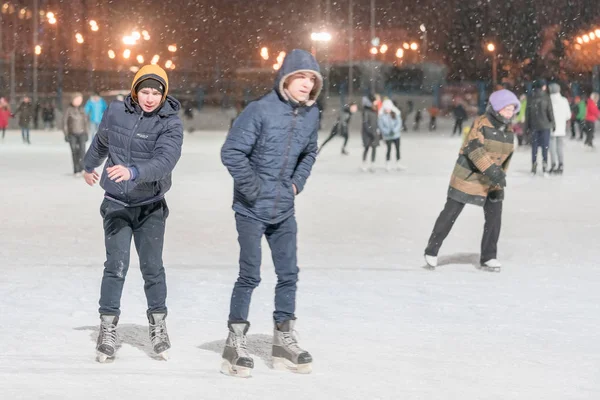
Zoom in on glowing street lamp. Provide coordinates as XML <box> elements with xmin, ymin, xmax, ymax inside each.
<box><xmin>410</xmin><ymin>42</ymin><xmax>418</xmax><ymax>51</ymax></box>
<box><xmin>34</xmin><ymin>45</ymin><xmax>41</xmax><ymax>55</ymax></box>
<box><xmin>596</xmin><ymin>29</ymin><xmax>600</xmax><ymax>38</ymax></box>
<box><xmin>310</xmin><ymin>32</ymin><xmax>332</xmax><ymax>42</ymax></box>
<box><xmin>123</xmin><ymin>49</ymin><xmax>131</xmax><ymax>59</ymax></box>
<box><xmin>75</xmin><ymin>33</ymin><xmax>84</xmax><ymax>44</ymax></box>
<box><xmin>590</xmin><ymin>32</ymin><xmax>596</xmax><ymax>40</ymax></box>
<box><xmin>260</xmin><ymin>47</ymin><xmax>269</xmax><ymax>60</ymax></box>
<box><xmin>487</xmin><ymin>43</ymin><xmax>498</xmax><ymax>86</ymax></box>
<box><xmin>132</xmin><ymin>31</ymin><xmax>141</xmax><ymax>41</ymax></box>
<box><xmin>108</xmin><ymin>50</ymin><xmax>116</xmax><ymax>59</ymax></box>
<box><xmin>396</xmin><ymin>48</ymin><xmax>404</xmax><ymax>58</ymax></box>
<box><xmin>142</xmin><ymin>30</ymin><xmax>150</xmax><ymax>41</ymax></box>
<box><xmin>151</xmin><ymin>55</ymin><xmax>160</xmax><ymax>65</ymax></box>
<box><xmin>168</xmin><ymin>44</ymin><xmax>177</xmax><ymax>53</ymax></box>
<box><xmin>583</xmin><ymin>35</ymin><xmax>590</xmax><ymax>43</ymax></box>
<box><xmin>165</xmin><ymin>60</ymin><xmax>173</xmax><ymax>69</ymax></box>
<box><xmin>273</xmin><ymin>64</ymin><xmax>280</xmax><ymax>71</ymax></box>
<box><xmin>136</xmin><ymin>55</ymin><xmax>144</xmax><ymax>64</ymax></box>
<box><xmin>403</xmin><ymin>42</ymin><xmax>410</xmax><ymax>50</ymax></box>
<box><xmin>370</xmin><ymin>47</ymin><xmax>378</xmax><ymax>55</ymax></box>
<box><xmin>380</xmin><ymin>44</ymin><xmax>388</xmax><ymax>54</ymax></box>
<box><xmin>577</xmin><ymin>37</ymin><xmax>584</xmax><ymax>44</ymax></box>
<box><xmin>123</xmin><ymin>36</ymin><xmax>136</xmax><ymax>45</ymax></box>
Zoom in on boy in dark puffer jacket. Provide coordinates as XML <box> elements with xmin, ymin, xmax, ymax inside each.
<box><xmin>83</xmin><ymin>65</ymin><xmax>183</xmax><ymax>363</ymax></box>
<box><xmin>220</xmin><ymin>49</ymin><xmax>321</xmax><ymax>377</ymax></box>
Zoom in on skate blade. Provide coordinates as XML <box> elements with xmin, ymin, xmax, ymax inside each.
<box><xmin>220</xmin><ymin>360</ymin><xmax>252</xmax><ymax>378</ymax></box>
<box><xmin>273</xmin><ymin>357</ymin><xmax>312</xmax><ymax>374</ymax></box>
<box><xmin>96</xmin><ymin>351</ymin><xmax>114</xmax><ymax>363</ymax></box>
<box><xmin>478</xmin><ymin>265</ymin><xmax>501</xmax><ymax>273</ymax></box>
<box><xmin>158</xmin><ymin>351</ymin><xmax>169</xmax><ymax>361</ymax></box>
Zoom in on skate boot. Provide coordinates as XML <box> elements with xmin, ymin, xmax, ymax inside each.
<box><xmin>548</xmin><ymin>164</ymin><xmax>556</xmax><ymax>174</ymax></box>
<box><xmin>361</xmin><ymin>161</ymin><xmax>368</xmax><ymax>172</ymax></box>
<box><xmin>149</xmin><ymin>313</ymin><xmax>171</xmax><ymax>360</ymax></box>
<box><xmin>221</xmin><ymin>321</ymin><xmax>254</xmax><ymax>378</ymax></box>
<box><xmin>557</xmin><ymin>164</ymin><xmax>563</xmax><ymax>175</ymax></box>
<box><xmin>272</xmin><ymin>320</ymin><xmax>313</xmax><ymax>374</ymax></box>
<box><xmin>341</xmin><ymin>148</ymin><xmax>349</xmax><ymax>156</ymax></box>
<box><xmin>424</xmin><ymin>254</ymin><xmax>438</xmax><ymax>269</ymax></box>
<box><xmin>531</xmin><ymin>162</ymin><xmax>537</xmax><ymax>176</ymax></box>
<box><xmin>96</xmin><ymin>315</ymin><xmax>119</xmax><ymax>363</ymax></box>
<box><xmin>542</xmin><ymin>162</ymin><xmax>549</xmax><ymax>178</ymax></box>
<box><xmin>385</xmin><ymin>161</ymin><xmax>392</xmax><ymax>172</ymax></box>
<box><xmin>480</xmin><ymin>259</ymin><xmax>502</xmax><ymax>272</ymax></box>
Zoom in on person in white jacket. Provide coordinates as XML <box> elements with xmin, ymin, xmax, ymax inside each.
<box><xmin>548</xmin><ymin>83</ymin><xmax>571</xmax><ymax>174</ymax></box>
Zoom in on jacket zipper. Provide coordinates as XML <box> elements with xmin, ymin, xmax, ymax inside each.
<box><xmin>125</xmin><ymin>113</ymin><xmax>144</xmax><ymax>203</ymax></box>
<box><xmin>271</xmin><ymin>108</ymin><xmax>298</xmax><ymax>221</ymax></box>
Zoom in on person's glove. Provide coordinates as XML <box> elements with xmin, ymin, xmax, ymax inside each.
<box><xmin>483</xmin><ymin>164</ymin><xmax>506</xmax><ymax>188</ymax></box>
<box><xmin>488</xmin><ymin>189</ymin><xmax>504</xmax><ymax>203</ymax></box>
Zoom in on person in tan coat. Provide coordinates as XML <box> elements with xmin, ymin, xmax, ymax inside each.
<box><xmin>424</xmin><ymin>89</ymin><xmax>520</xmax><ymax>271</ymax></box>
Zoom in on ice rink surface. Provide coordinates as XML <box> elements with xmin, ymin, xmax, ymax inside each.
<box><xmin>1</xmin><ymin>120</ymin><xmax>599</xmax><ymax>399</ymax></box>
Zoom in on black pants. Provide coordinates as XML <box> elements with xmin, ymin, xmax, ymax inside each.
<box><xmin>570</xmin><ymin>119</ymin><xmax>578</xmax><ymax>138</ymax></box>
<box><xmin>68</xmin><ymin>134</ymin><xmax>87</xmax><ymax>174</ymax></box>
<box><xmin>1</xmin><ymin>127</ymin><xmax>5</xmax><ymax>139</ymax></box>
<box><xmin>98</xmin><ymin>199</ymin><xmax>169</xmax><ymax>317</ymax></box>
<box><xmin>429</xmin><ymin>117</ymin><xmax>437</xmax><ymax>131</ymax></box>
<box><xmin>453</xmin><ymin>119</ymin><xmax>464</xmax><ymax>135</ymax></box>
<box><xmin>385</xmin><ymin>138</ymin><xmax>400</xmax><ymax>161</ymax></box>
<box><xmin>584</xmin><ymin>121</ymin><xmax>595</xmax><ymax>147</ymax></box>
<box><xmin>229</xmin><ymin>213</ymin><xmax>299</xmax><ymax>324</ymax></box>
<box><xmin>425</xmin><ymin>197</ymin><xmax>503</xmax><ymax>264</ymax></box>
<box><xmin>319</xmin><ymin>124</ymin><xmax>348</xmax><ymax>153</ymax></box>
<box><xmin>363</xmin><ymin>146</ymin><xmax>376</xmax><ymax>162</ymax></box>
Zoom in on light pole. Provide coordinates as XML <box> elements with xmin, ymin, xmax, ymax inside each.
<box><xmin>33</xmin><ymin>0</ymin><xmax>39</xmax><ymax>107</ymax></box>
<box><xmin>420</xmin><ymin>24</ymin><xmax>427</xmax><ymax>62</ymax></box>
<box><xmin>370</xmin><ymin>0</ymin><xmax>375</xmax><ymax>92</ymax></box>
<box><xmin>348</xmin><ymin>0</ymin><xmax>354</xmax><ymax>99</ymax></box>
<box><xmin>487</xmin><ymin>43</ymin><xmax>497</xmax><ymax>87</ymax></box>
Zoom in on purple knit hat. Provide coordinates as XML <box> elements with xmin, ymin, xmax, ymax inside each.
<box><xmin>488</xmin><ymin>89</ymin><xmax>520</xmax><ymax>113</ymax></box>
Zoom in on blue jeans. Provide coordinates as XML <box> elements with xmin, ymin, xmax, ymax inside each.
<box><xmin>229</xmin><ymin>213</ymin><xmax>299</xmax><ymax>324</ymax></box>
<box><xmin>531</xmin><ymin>130</ymin><xmax>551</xmax><ymax>165</ymax></box>
<box><xmin>98</xmin><ymin>199</ymin><xmax>169</xmax><ymax>317</ymax></box>
<box><xmin>89</xmin><ymin>122</ymin><xmax>100</xmax><ymax>141</ymax></box>
<box><xmin>21</xmin><ymin>128</ymin><xmax>30</xmax><ymax>143</ymax></box>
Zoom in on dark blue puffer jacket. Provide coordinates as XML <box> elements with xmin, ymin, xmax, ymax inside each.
<box><xmin>84</xmin><ymin>95</ymin><xmax>183</xmax><ymax>207</ymax></box>
<box><xmin>221</xmin><ymin>49</ymin><xmax>322</xmax><ymax>224</ymax></box>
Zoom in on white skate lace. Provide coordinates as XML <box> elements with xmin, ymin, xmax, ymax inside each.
<box><xmin>232</xmin><ymin>334</ymin><xmax>250</xmax><ymax>359</ymax></box>
<box><xmin>150</xmin><ymin>320</ymin><xmax>169</xmax><ymax>346</ymax></box>
<box><xmin>281</xmin><ymin>330</ymin><xmax>304</xmax><ymax>354</ymax></box>
<box><xmin>101</xmin><ymin>323</ymin><xmax>118</xmax><ymax>348</ymax></box>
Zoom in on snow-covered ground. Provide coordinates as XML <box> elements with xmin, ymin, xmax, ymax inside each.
<box><xmin>1</xmin><ymin>120</ymin><xmax>599</xmax><ymax>399</ymax></box>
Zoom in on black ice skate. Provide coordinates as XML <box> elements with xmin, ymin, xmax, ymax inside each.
<box><xmin>149</xmin><ymin>313</ymin><xmax>171</xmax><ymax>360</ymax></box>
<box><xmin>96</xmin><ymin>315</ymin><xmax>119</xmax><ymax>363</ymax></box>
<box><xmin>272</xmin><ymin>320</ymin><xmax>313</xmax><ymax>374</ymax></box>
<box><xmin>531</xmin><ymin>162</ymin><xmax>537</xmax><ymax>176</ymax></box>
<box><xmin>221</xmin><ymin>322</ymin><xmax>254</xmax><ymax>378</ymax></box>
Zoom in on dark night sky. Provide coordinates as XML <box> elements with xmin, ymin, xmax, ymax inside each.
<box><xmin>12</xmin><ymin>0</ymin><xmax>600</xmax><ymax>78</ymax></box>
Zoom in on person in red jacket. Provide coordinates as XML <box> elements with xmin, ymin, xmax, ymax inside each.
<box><xmin>0</xmin><ymin>97</ymin><xmax>11</xmax><ymax>140</ymax></box>
<box><xmin>584</xmin><ymin>92</ymin><xmax>600</xmax><ymax>148</ymax></box>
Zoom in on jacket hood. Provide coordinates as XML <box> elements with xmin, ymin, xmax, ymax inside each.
<box><xmin>274</xmin><ymin>49</ymin><xmax>323</xmax><ymax>106</ymax></box>
<box><xmin>548</xmin><ymin>83</ymin><xmax>561</xmax><ymax>94</ymax></box>
<box><xmin>131</xmin><ymin>65</ymin><xmax>169</xmax><ymax>105</ymax></box>
<box><xmin>362</xmin><ymin>96</ymin><xmax>374</xmax><ymax>109</ymax></box>
<box><xmin>124</xmin><ymin>94</ymin><xmax>181</xmax><ymax>117</ymax></box>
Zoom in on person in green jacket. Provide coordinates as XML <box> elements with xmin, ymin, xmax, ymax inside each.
<box><xmin>576</xmin><ymin>97</ymin><xmax>587</xmax><ymax>140</ymax></box>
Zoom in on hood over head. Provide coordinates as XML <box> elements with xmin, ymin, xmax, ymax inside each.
<box><xmin>131</xmin><ymin>65</ymin><xmax>169</xmax><ymax>105</ymax></box>
<box><xmin>274</xmin><ymin>49</ymin><xmax>323</xmax><ymax>106</ymax></box>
